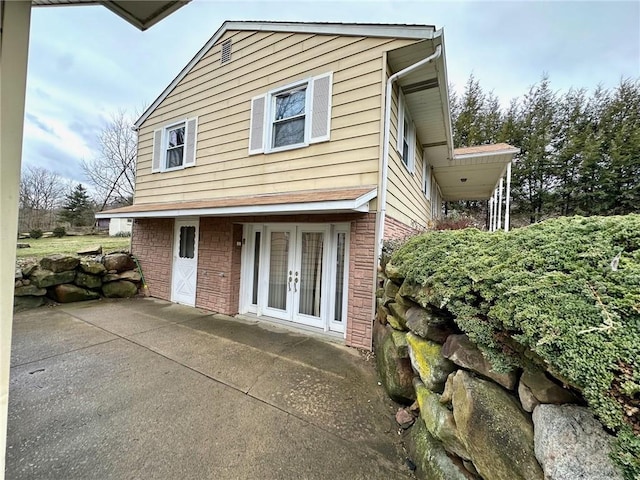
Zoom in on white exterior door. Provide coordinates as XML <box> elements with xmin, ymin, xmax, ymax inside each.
<box><xmin>171</xmin><ymin>218</ymin><xmax>199</xmax><ymax>306</ymax></box>
<box><xmin>262</xmin><ymin>226</ymin><xmax>296</xmax><ymax>320</ymax></box>
<box><xmin>292</xmin><ymin>227</ymin><xmax>326</xmax><ymax>329</ymax></box>
<box><xmin>240</xmin><ymin>223</ymin><xmax>348</xmax><ymax>334</ymax></box>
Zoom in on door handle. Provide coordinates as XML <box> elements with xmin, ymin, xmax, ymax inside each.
<box><xmin>288</xmin><ymin>271</ymin><xmax>292</xmax><ymax>291</ymax></box>
<box><xmin>294</xmin><ymin>272</ymin><xmax>298</xmax><ymax>293</ymax></box>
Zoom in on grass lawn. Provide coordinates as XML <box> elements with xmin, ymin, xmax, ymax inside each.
<box><xmin>16</xmin><ymin>235</ymin><xmax>131</xmax><ymax>260</ymax></box>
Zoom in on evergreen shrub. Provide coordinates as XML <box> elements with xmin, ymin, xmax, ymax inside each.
<box><xmin>29</xmin><ymin>229</ymin><xmax>43</xmax><ymax>239</ymax></box>
<box><xmin>52</xmin><ymin>226</ymin><xmax>66</xmax><ymax>238</ymax></box>
<box><xmin>390</xmin><ymin>215</ymin><xmax>640</xmax><ymax>478</ymax></box>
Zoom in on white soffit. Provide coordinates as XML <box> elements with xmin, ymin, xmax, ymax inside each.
<box><xmin>32</xmin><ymin>0</ymin><xmax>191</xmax><ymax>31</ymax></box>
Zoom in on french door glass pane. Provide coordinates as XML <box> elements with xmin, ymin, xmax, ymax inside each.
<box><xmin>299</xmin><ymin>232</ymin><xmax>323</xmax><ymax>317</ymax></box>
<box><xmin>334</xmin><ymin>232</ymin><xmax>346</xmax><ymax>322</ymax></box>
<box><xmin>251</xmin><ymin>231</ymin><xmax>261</xmax><ymax>305</ymax></box>
<box><xmin>268</xmin><ymin>231</ymin><xmax>289</xmax><ymax>310</ymax></box>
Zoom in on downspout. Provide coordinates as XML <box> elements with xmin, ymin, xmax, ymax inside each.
<box><xmin>376</xmin><ymin>44</ymin><xmax>442</xmax><ymax>261</ymax></box>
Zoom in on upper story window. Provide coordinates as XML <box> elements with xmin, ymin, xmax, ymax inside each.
<box><xmin>248</xmin><ymin>72</ymin><xmax>333</xmax><ymax>155</ymax></box>
<box><xmin>273</xmin><ymin>86</ymin><xmax>306</xmax><ymax>148</ymax></box>
<box><xmin>151</xmin><ymin>117</ymin><xmax>198</xmax><ymax>173</ymax></box>
<box><xmin>166</xmin><ymin>123</ymin><xmax>185</xmax><ymax>169</ymax></box>
<box><xmin>397</xmin><ymin>91</ymin><xmax>415</xmax><ymax>173</ymax></box>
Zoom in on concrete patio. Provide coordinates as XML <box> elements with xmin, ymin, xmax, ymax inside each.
<box><xmin>6</xmin><ymin>298</ymin><xmax>412</xmax><ymax>479</ymax></box>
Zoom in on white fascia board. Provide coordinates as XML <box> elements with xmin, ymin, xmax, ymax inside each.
<box><xmin>354</xmin><ymin>188</ymin><xmax>378</xmax><ymax>209</ymax></box>
<box><xmin>134</xmin><ymin>21</ymin><xmax>435</xmax><ymax>128</ymax></box>
<box><xmin>231</xmin><ymin>21</ymin><xmax>435</xmax><ymax>39</ymax></box>
<box><xmin>95</xmin><ymin>193</ymin><xmax>377</xmax><ymax>219</ymax></box>
<box><xmin>454</xmin><ymin>148</ymin><xmax>520</xmax><ymax>160</ymax></box>
<box><xmin>433</xmin><ymin>29</ymin><xmax>455</xmax><ymax>163</ymax></box>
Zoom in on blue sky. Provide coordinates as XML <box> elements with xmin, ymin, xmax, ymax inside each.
<box><xmin>23</xmin><ymin>0</ymin><xmax>640</xmax><ymax>184</ymax></box>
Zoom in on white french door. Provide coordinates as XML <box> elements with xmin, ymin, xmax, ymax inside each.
<box><xmin>262</xmin><ymin>227</ymin><xmax>296</xmax><ymax>321</ymax></box>
<box><xmin>240</xmin><ymin>223</ymin><xmax>349</xmax><ymax>334</ymax></box>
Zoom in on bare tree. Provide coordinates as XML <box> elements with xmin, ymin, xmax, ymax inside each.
<box><xmin>19</xmin><ymin>166</ymin><xmax>68</xmax><ymax>231</ymax></box>
<box><xmin>82</xmin><ymin>110</ymin><xmax>137</xmax><ymax>211</ymax></box>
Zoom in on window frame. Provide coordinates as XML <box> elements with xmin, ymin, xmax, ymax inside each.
<box><xmin>162</xmin><ymin>120</ymin><xmax>186</xmax><ymax>172</ymax></box>
<box><xmin>423</xmin><ymin>156</ymin><xmax>432</xmax><ymax>199</ymax></box>
<box><xmin>151</xmin><ymin>117</ymin><xmax>198</xmax><ymax>174</ymax></box>
<box><xmin>397</xmin><ymin>92</ymin><xmax>416</xmax><ymax>174</ymax></box>
<box><xmin>265</xmin><ymin>78</ymin><xmax>311</xmax><ymax>154</ymax></box>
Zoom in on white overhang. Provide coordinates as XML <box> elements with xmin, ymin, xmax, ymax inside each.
<box><xmin>387</xmin><ymin>39</ymin><xmax>520</xmax><ymax>202</ymax></box>
<box><xmin>387</xmin><ymin>33</ymin><xmax>453</xmax><ymax>163</ymax></box>
<box><xmin>95</xmin><ymin>187</ymin><xmax>378</xmax><ymax>219</ymax></box>
<box><xmin>435</xmin><ymin>144</ymin><xmax>520</xmax><ymax>201</ymax></box>
<box><xmin>31</xmin><ymin>0</ymin><xmax>191</xmax><ymax>31</ymax></box>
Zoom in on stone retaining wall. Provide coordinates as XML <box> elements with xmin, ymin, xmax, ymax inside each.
<box><xmin>375</xmin><ymin>262</ymin><xmax>623</xmax><ymax>480</ymax></box>
<box><xmin>14</xmin><ymin>253</ymin><xmax>142</xmax><ymax>311</ymax></box>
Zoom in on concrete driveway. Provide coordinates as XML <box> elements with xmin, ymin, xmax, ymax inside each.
<box><xmin>6</xmin><ymin>298</ymin><xmax>412</xmax><ymax>479</ymax></box>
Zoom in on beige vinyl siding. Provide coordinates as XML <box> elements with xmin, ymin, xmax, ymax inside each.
<box><xmin>135</xmin><ymin>31</ymin><xmax>417</xmax><ymax>204</ymax></box>
<box><xmin>385</xmin><ymin>81</ymin><xmax>434</xmax><ymax>229</ymax></box>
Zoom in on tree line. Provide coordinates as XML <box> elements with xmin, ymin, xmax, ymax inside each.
<box><xmin>450</xmin><ymin>75</ymin><xmax>640</xmax><ymax>223</ymax></box>
<box><xmin>18</xmin><ymin>111</ymin><xmax>136</xmax><ymax>233</ymax></box>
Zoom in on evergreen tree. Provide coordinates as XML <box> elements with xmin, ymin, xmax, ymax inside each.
<box><xmin>452</xmin><ymin>74</ymin><xmax>487</xmax><ymax>147</ymax></box>
<box><xmin>598</xmin><ymin>79</ymin><xmax>640</xmax><ymax>214</ymax></box>
<box><xmin>59</xmin><ymin>184</ymin><xmax>94</xmax><ymax>227</ymax></box>
<box><xmin>511</xmin><ymin>75</ymin><xmax>558</xmax><ymax>223</ymax></box>
<box><xmin>552</xmin><ymin>88</ymin><xmax>589</xmax><ymax>216</ymax></box>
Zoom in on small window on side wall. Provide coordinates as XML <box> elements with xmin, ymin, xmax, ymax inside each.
<box><xmin>151</xmin><ymin>117</ymin><xmax>198</xmax><ymax>173</ymax></box>
<box><xmin>397</xmin><ymin>91</ymin><xmax>415</xmax><ymax>173</ymax></box>
<box><xmin>423</xmin><ymin>159</ymin><xmax>432</xmax><ymax>198</ymax></box>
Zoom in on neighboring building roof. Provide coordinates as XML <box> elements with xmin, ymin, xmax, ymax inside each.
<box><xmin>32</xmin><ymin>0</ymin><xmax>191</xmax><ymax>31</ymax></box>
<box><xmin>96</xmin><ymin>186</ymin><xmax>378</xmax><ymax>219</ymax></box>
<box><xmin>134</xmin><ymin>21</ymin><xmax>437</xmax><ymax>128</ymax></box>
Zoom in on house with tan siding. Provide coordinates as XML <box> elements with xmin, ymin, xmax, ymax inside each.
<box><xmin>96</xmin><ymin>21</ymin><xmax>517</xmax><ymax>350</ymax></box>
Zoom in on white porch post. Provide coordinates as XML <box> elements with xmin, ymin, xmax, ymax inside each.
<box><xmin>497</xmin><ymin>177</ymin><xmax>504</xmax><ymax>231</ymax></box>
<box><xmin>492</xmin><ymin>190</ymin><xmax>498</xmax><ymax>232</ymax></box>
<box><xmin>488</xmin><ymin>195</ymin><xmax>494</xmax><ymax>232</ymax></box>
<box><xmin>0</xmin><ymin>1</ymin><xmax>32</xmax><ymax>477</ymax></box>
<box><xmin>504</xmin><ymin>162</ymin><xmax>512</xmax><ymax>232</ymax></box>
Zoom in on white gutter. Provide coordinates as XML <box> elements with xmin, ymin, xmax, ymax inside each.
<box><xmin>376</xmin><ymin>43</ymin><xmax>442</xmax><ymax>260</ymax></box>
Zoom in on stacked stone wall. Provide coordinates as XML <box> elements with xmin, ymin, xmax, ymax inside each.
<box><xmin>375</xmin><ymin>261</ymin><xmax>624</xmax><ymax>480</ymax></box>
<box><xmin>14</xmin><ymin>252</ymin><xmax>143</xmax><ymax>311</ymax></box>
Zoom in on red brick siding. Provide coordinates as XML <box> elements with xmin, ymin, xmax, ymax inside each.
<box><xmin>346</xmin><ymin>212</ymin><xmax>377</xmax><ymax>350</ymax></box>
<box><xmin>196</xmin><ymin>218</ymin><xmax>243</xmax><ymax>315</ymax></box>
<box><xmin>384</xmin><ymin>215</ymin><xmax>419</xmax><ymax>240</ymax></box>
<box><xmin>131</xmin><ymin>218</ymin><xmax>174</xmax><ymax>300</ymax></box>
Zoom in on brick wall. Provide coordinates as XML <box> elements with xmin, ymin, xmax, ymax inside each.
<box><xmin>384</xmin><ymin>215</ymin><xmax>419</xmax><ymax>240</ymax></box>
<box><xmin>196</xmin><ymin>218</ymin><xmax>243</xmax><ymax>315</ymax></box>
<box><xmin>346</xmin><ymin>212</ymin><xmax>377</xmax><ymax>350</ymax></box>
<box><xmin>131</xmin><ymin>218</ymin><xmax>173</xmax><ymax>300</ymax></box>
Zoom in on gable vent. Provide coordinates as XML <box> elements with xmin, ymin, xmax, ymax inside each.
<box><xmin>221</xmin><ymin>39</ymin><xmax>232</xmax><ymax>64</ymax></box>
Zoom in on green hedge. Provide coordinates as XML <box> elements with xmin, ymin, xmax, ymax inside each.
<box><xmin>391</xmin><ymin>215</ymin><xmax>640</xmax><ymax>479</ymax></box>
